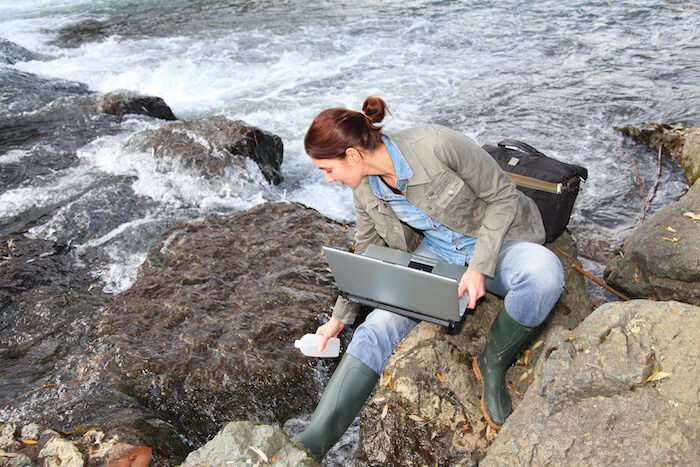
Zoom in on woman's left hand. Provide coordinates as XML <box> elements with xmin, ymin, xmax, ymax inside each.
<box><xmin>459</xmin><ymin>269</ymin><xmax>486</xmax><ymax>309</ymax></box>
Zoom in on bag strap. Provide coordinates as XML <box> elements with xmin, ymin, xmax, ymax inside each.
<box><xmin>498</xmin><ymin>139</ymin><xmax>546</xmax><ymax>157</ymax></box>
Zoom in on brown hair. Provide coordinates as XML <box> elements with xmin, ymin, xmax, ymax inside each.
<box><xmin>304</xmin><ymin>96</ymin><xmax>389</xmax><ymax>159</ymax></box>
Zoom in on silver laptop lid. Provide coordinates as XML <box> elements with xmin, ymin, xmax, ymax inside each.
<box><xmin>323</xmin><ymin>245</ymin><xmax>468</xmax><ymax>323</ymax></box>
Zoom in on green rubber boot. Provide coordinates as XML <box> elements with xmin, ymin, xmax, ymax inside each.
<box><xmin>472</xmin><ymin>307</ymin><xmax>539</xmax><ymax>430</ymax></box>
<box><xmin>292</xmin><ymin>353</ymin><xmax>379</xmax><ymax>461</ymax></box>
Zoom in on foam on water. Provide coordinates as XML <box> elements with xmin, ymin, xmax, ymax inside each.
<box><xmin>75</xmin><ymin>126</ymin><xmax>274</xmax><ymax>211</ymax></box>
<box><xmin>0</xmin><ymin>165</ymin><xmax>97</xmax><ymax>219</ymax></box>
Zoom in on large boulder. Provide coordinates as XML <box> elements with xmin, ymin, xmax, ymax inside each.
<box><xmin>356</xmin><ymin>232</ymin><xmax>593</xmax><ymax>465</ymax></box>
<box><xmin>95</xmin><ymin>202</ymin><xmax>353</xmax><ymax>445</ymax></box>
<box><xmin>681</xmin><ymin>128</ymin><xmax>700</xmax><ymax>186</ymax></box>
<box><xmin>482</xmin><ymin>300</ymin><xmax>700</xmax><ymax>466</ymax></box>
<box><xmin>604</xmin><ymin>182</ymin><xmax>700</xmax><ymax>305</ymax></box>
<box><xmin>181</xmin><ymin>421</ymin><xmax>318</xmax><ymax>467</ymax></box>
<box><xmin>125</xmin><ymin>115</ymin><xmax>284</xmax><ymax>184</ymax></box>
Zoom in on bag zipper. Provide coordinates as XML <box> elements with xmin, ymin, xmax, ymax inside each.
<box><xmin>505</xmin><ymin>173</ymin><xmax>579</xmax><ymax>194</ymax></box>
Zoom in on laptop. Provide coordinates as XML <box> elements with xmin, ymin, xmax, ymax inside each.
<box><xmin>323</xmin><ymin>244</ymin><xmax>470</xmax><ymax>330</ymax></box>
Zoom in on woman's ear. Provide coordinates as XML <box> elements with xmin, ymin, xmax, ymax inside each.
<box><xmin>345</xmin><ymin>147</ymin><xmax>363</xmax><ymax>165</ymax></box>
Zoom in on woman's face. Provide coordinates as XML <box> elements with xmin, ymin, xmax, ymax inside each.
<box><xmin>311</xmin><ymin>151</ymin><xmax>364</xmax><ymax>188</ymax></box>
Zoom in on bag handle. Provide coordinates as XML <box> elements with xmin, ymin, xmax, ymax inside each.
<box><xmin>498</xmin><ymin>139</ymin><xmax>546</xmax><ymax>157</ymax></box>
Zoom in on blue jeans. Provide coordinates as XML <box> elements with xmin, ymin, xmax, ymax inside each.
<box><xmin>345</xmin><ymin>241</ymin><xmax>564</xmax><ymax>374</ymax></box>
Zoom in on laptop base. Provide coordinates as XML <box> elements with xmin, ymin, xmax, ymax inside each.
<box><xmin>341</xmin><ymin>292</ymin><xmax>469</xmax><ymax>332</ymax></box>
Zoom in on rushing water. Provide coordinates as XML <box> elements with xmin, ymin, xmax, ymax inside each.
<box><xmin>0</xmin><ymin>0</ymin><xmax>698</xmax><ymax>463</ymax></box>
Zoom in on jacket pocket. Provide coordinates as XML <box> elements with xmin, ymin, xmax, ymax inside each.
<box><xmin>425</xmin><ymin>171</ymin><xmax>469</xmax><ymax>208</ymax></box>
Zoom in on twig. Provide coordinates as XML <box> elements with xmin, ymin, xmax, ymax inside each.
<box><xmin>642</xmin><ymin>147</ymin><xmax>663</xmax><ymax>221</ymax></box>
<box><xmin>570</xmin><ymin>263</ymin><xmax>632</xmax><ymax>301</ymax></box>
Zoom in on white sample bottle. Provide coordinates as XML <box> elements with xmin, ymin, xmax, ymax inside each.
<box><xmin>294</xmin><ymin>334</ymin><xmax>340</xmax><ymax>358</ymax></box>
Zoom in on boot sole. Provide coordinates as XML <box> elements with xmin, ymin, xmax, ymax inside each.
<box><xmin>472</xmin><ymin>357</ymin><xmax>502</xmax><ymax>431</ymax></box>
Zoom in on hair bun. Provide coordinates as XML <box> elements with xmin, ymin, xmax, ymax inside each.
<box><xmin>362</xmin><ymin>96</ymin><xmax>388</xmax><ymax>124</ymax></box>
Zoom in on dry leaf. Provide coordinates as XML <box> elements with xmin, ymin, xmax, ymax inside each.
<box><xmin>248</xmin><ymin>446</ymin><xmax>268</xmax><ymax>463</ymax></box>
<box><xmin>507</xmin><ymin>385</ymin><xmax>521</xmax><ymax>395</ymax></box>
<box><xmin>519</xmin><ymin>369</ymin><xmax>533</xmax><ymax>382</ymax></box>
<box><xmin>530</xmin><ymin>340</ymin><xmax>544</xmax><ymax>352</ymax></box>
<box><xmin>663</xmin><ymin>225</ymin><xmax>677</xmax><ymax>233</ymax></box>
<box><xmin>660</xmin><ymin>236</ymin><xmax>679</xmax><ymax>242</ymax></box>
<box><xmin>21</xmin><ymin>440</ymin><xmax>38</xmax><ymax>445</ymax></box>
<box><xmin>683</xmin><ymin>211</ymin><xmax>700</xmax><ymax>220</ymax></box>
<box><xmin>646</xmin><ymin>371</ymin><xmax>671</xmax><ymax>382</ymax></box>
<box><xmin>436</xmin><ymin>372</ymin><xmax>445</xmax><ymax>384</ymax></box>
<box><xmin>107</xmin><ymin>445</ymin><xmax>152</xmax><ymax>467</ymax></box>
<box><xmin>408</xmin><ymin>414</ymin><xmax>425</xmax><ymax>422</ymax></box>
<box><xmin>381</xmin><ymin>403</ymin><xmax>389</xmax><ymax>420</ymax></box>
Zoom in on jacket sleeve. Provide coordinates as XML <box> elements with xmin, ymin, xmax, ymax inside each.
<box><xmin>434</xmin><ymin>127</ymin><xmax>521</xmax><ymax>277</ymax></box>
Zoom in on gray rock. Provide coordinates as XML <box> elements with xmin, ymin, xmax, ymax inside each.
<box><xmin>125</xmin><ymin>115</ymin><xmax>284</xmax><ymax>184</ymax></box>
<box><xmin>96</xmin><ymin>202</ymin><xmax>353</xmax><ymax>445</ymax></box>
<box><xmin>482</xmin><ymin>300</ymin><xmax>700</xmax><ymax>466</ymax></box>
<box><xmin>19</xmin><ymin>424</ymin><xmax>40</xmax><ymax>441</ymax></box>
<box><xmin>681</xmin><ymin>128</ymin><xmax>700</xmax><ymax>186</ymax></box>
<box><xmin>0</xmin><ymin>452</ymin><xmax>33</xmax><ymax>467</ymax></box>
<box><xmin>0</xmin><ymin>423</ymin><xmax>18</xmax><ymax>450</ymax></box>
<box><xmin>38</xmin><ymin>437</ymin><xmax>84</xmax><ymax>467</ymax></box>
<box><xmin>605</xmin><ymin>182</ymin><xmax>700</xmax><ymax>305</ymax></box>
<box><xmin>181</xmin><ymin>421</ymin><xmax>318</xmax><ymax>467</ymax></box>
<box><xmin>356</xmin><ymin>233</ymin><xmax>592</xmax><ymax>465</ymax></box>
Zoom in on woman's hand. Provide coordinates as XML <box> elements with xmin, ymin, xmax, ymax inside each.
<box><xmin>459</xmin><ymin>269</ymin><xmax>486</xmax><ymax>309</ymax></box>
<box><xmin>316</xmin><ymin>317</ymin><xmax>345</xmax><ymax>351</ymax></box>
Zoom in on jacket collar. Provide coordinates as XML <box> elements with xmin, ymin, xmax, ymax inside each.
<box><xmin>387</xmin><ymin>129</ymin><xmax>432</xmax><ymax>187</ymax></box>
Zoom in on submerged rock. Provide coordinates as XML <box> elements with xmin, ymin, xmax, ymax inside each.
<box><xmin>181</xmin><ymin>421</ymin><xmax>318</xmax><ymax>467</ymax></box>
<box><xmin>356</xmin><ymin>232</ymin><xmax>592</xmax><ymax>465</ymax></box>
<box><xmin>605</xmin><ymin>182</ymin><xmax>700</xmax><ymax>305</ymax></box>
<box><xmin>125</xmin><ymin>115</ymin><xmax>284</xmax><ymax>185</ymax></box>
<box><xmin>482</xmin><ymin>300</ymin><xmax>700</xmax><ymax>466</ymax></box>
<box><xmin>0</xmin><ymin>38</ymin><xmax>45</xmax><ymax>65</ymax></box>
<box><xmin>96</xmin><ymin>202</ymin><xmax>352</xmax><ymax>445</ymax></box>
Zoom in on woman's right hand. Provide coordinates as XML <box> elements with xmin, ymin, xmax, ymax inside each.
<box><xmin>316</xmin><ymin>317</ymin><xmax>344</xmax><ymax>351</ymax></box>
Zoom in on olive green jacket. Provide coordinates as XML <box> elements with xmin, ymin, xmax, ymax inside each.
<box><xmin>331</xmin><ymin>125</ymin><xmax>545</xmax><ymax>325</ymax></box>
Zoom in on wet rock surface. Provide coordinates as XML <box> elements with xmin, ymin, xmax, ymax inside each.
<box><xmin>181</xmin><ymin>421</ymin><xmax>318</xmax><ymax>467</ymax></box>
<box><xmin>605</xmin><ymin>181</ymin><xmax>700</xmax><ymax>305</ymax></box>
<box><xmin>0</xmin><ymin>234</ymin><xmax>108</xmax><ymax>400</ymax></box>
<box><xmin>355</xmin><ymin>233</ymin><xmax>593</xmax><ymax>466</ymax></box>
<box><xmin>125</xmin><ymin>115</ymin><xmax>284</xmax><ymax>185</ymax></box>
<box><xmin>95</xmin><ymin>202</ymin><xmax>353</xmax><ymax>446</ymax></box>
<box><xmin>481</xmin><ymin>300</ymin><xmax>700</xmax><ymax>466</ymax></box>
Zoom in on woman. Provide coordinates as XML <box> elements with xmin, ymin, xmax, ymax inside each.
<box><xmin>293</xmin><ymin>97</ymin><xmax>564</xmax><ymax>461</ymax></box>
